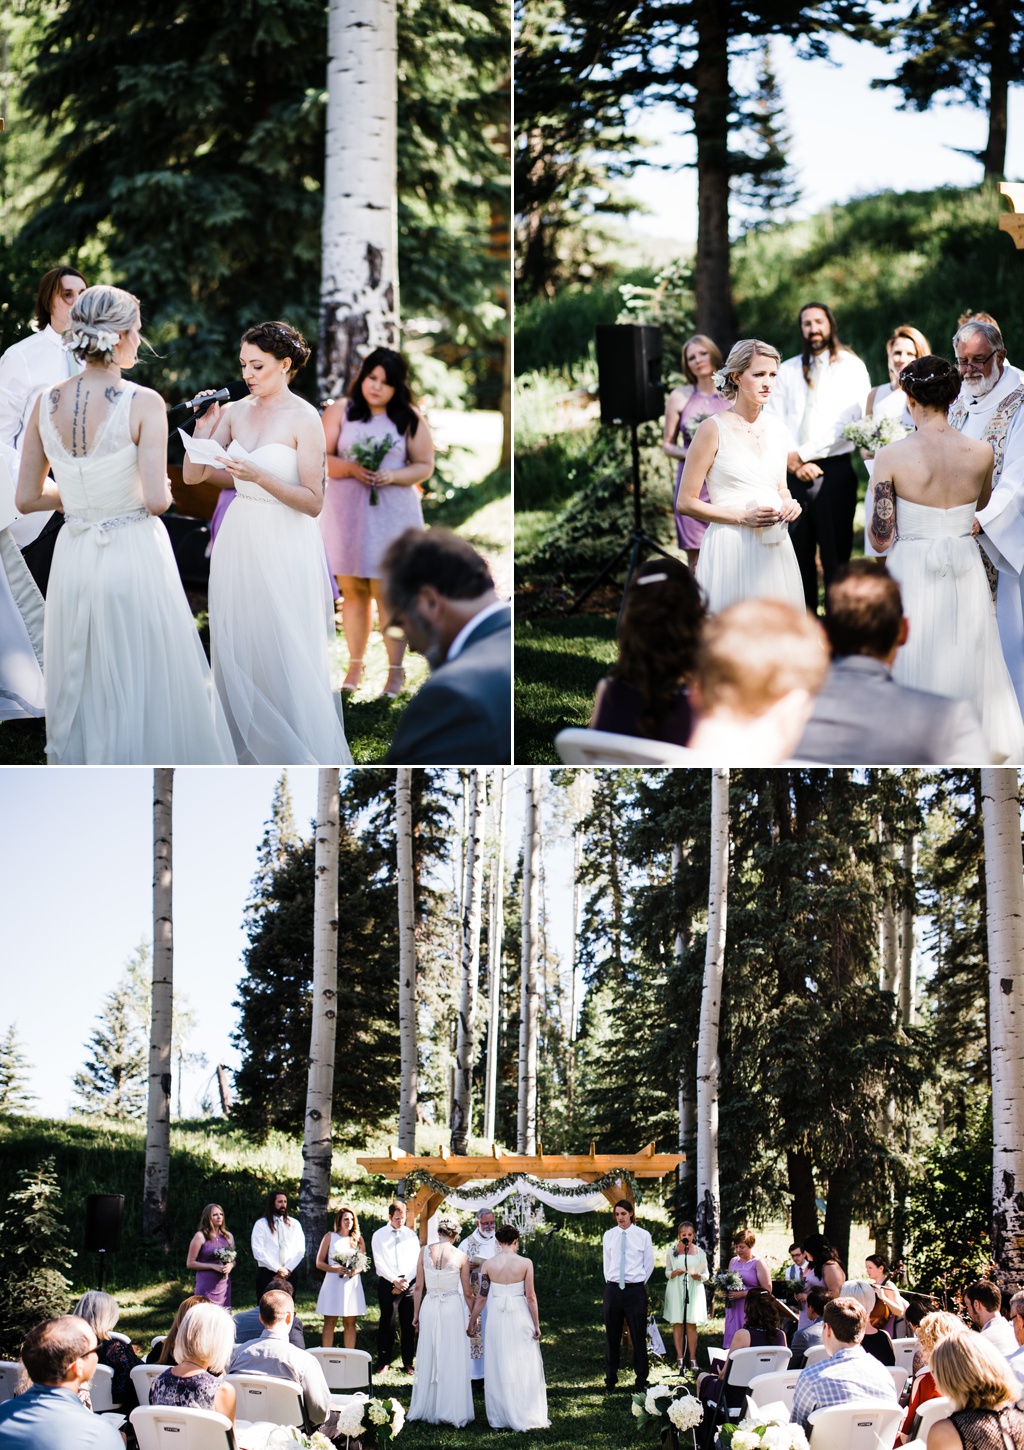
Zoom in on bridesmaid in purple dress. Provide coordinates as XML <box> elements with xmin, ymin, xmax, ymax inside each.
<box><xmin>663</xmin><ymin>334</ymin><xmax>730</xmax><ymax>571</ymax></box>
<box><xmin>186</xmin><ymin>1203</ymin><xmax>236</xmax><ymax>1309</ymax></box>
<box><xmin>722</xmin><ymin>1230</ymin><xmax>772</xmax><ymax>1348</ymax></box>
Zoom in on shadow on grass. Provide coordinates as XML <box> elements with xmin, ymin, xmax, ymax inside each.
<box><xmin>514</xmin><ymin>615</ymin><xmax>617</xmax><ymax>764</ymax></box>
<box><xmin>425</xmin><ymin>465</ymin><xmax>509</xmax><ymax>533</ymax></box>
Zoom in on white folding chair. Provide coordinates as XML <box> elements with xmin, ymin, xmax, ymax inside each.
<box><xmin>887</xmin><ymin>1364</ymin><xmax>911</xmax><ymax>1398</ymax></box>
<box><xmin>746</xmin><ymin>1369</ymin><xmax>801</xmax><ymax>1414</ymax></box>
<box><xmin>803</xmin><ymin>1343</ymin><xmax>830</xmax><ymax>1366</ymax></box>
<box><xmin>891</xmin><ymin>1336</ymin><xmax>918</xmax><ymax>1372</ymax></box>
<box><xmin>0</xmin><ymin>1361</ymin><xmax>24</xmax><ymax>1403</ymax></box>
<box><xmin>912</xmin><ymin>1394</ymin><xmax>954</xmax><ymax>1440</ymax></box>
<box><xmin>307</xmin><ymin>1346</ymin><xmax>371</xmax><ymax>1389</ymax></box>
<box><xmin>225</xmin><ymin>1372</ymin><xmax>304</xmax><ymax>1428</ymax></box>
<box><xmin>554</xmin><ymin>727</ymin><xmax>696</xmax><ymax>765</ymax></box>
<box><xmin>83</xmin><ymin>1363</ymin><xmax>116</xmax><ymax>1412</ymax></box>
<box><xmin>727</xmin><ymin>1345</ymin><xmax>792</xmax><ymax>1383</ymax></box>
<box><xmin>807</xmin><ymin>1399</ymin><xmax>903</xmax><ymax>1449</ymax></box>
<box><xmin>130</xmin><ymin>1404</ymin><xmax>235</xmax><ymax>1449</ymax></box>
<box><xmin>130</xmin><ymin>1363</ymin><xmax>167</xmax><ymax>1402</ymax></box>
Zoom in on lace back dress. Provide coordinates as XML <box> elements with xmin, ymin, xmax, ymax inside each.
<box><xmin>887</xmin><ymin>497</ymin><xmax>1024</xmax><ymax>764</ymax></box>
<box><xmin>408</xmin><ymin>1250</ymin><xmax>473</xmax><ymax>1427</ymax></box>
<box><xmin>950</xmin><ymin>1406</ymin><xmax>1024</xmax><ymax>1448</ymax></box>
<box><xmin>482</xmin><ymin>1279</ymin><xmax>549</xmax><ymax>1431</ymax></box>
<box><xmin>694</xmin><ymin>412</ymin><xmax>805</xmax><ymax>614</ymax></box>
<box><xmin>38</xmin><ymin>383</ymin><xmax>232</xmax><ymax>764</ymax></box>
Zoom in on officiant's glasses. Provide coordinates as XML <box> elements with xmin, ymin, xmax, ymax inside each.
<box><xmin>956</xmin><ymin>348</ymin><xmax>999</xmax><ymax>371</ymax></box>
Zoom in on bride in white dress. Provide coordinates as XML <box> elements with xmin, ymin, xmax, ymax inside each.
<box><xmin>677</xmin><ymin>338</ymin><xmax>805</xmax><ymax>614</ymax></box>
<box><xmin>468</xmin><ymin>1223</ymin><xmax>549</xmax><ymax>1431</ymax></box>
<box><xmin>868</xmin><ymin>354</ymin><xmax>1024</xmax><ymax>764</ymax></box>
<box><xmin>408</xmin><ymin>1214</ymin><xmax>474</xmax><ymax>1428</ymax></box>
<box><xmin>184</xmin><ymin>320</ymin><xmax>351</xmax><ymax>765</ymax></box>
<box><xmin>15</xmin><ymin>285</ymin><xmax>232</xmax><ymax>764</ymax></box>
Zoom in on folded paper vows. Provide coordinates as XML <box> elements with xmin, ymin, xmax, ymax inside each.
<box><xmin>177</xmin><ymin>431</ymin><xmax>252</xmax><ymax>468</ymax></box>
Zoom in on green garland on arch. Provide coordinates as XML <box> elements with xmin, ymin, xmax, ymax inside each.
<box><xmin>398</xmin><ymin>1166</ymin><xmax>643</xmax><ymax>1205</ymax></box>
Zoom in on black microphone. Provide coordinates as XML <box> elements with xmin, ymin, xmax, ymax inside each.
<box><xmin>169</xmin><ymin>380</ymin><xmax>249</xmax><ymax>421</ymax></box>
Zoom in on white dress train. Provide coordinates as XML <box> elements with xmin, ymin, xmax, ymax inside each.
<box><xmin>407</xmin><ymin>1259</ymin><xmax>474</xmax><ymax>1427</ymax></box>
<box><xmin>887</xmin><ymin>496</ymin><xmax>1024</xmax><ymax>764</ymax></box>
<box><xmin>483</xmin><ymin>1280</ymin><xmax>549</xmax><ymax>1431</ymax></box>
<box><xmin>208</xmin><ymin>442</ymin><xmax>352</xmax><ymax>765</ymax></box>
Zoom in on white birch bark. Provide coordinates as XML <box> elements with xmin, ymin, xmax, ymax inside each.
<box><xmin>299</xmin><ymin>770</ymin><xmax>340</xmax><ymax>1267</ymax></box>
<box><xmin>673</xmin><ymin>841</ymin><xmax>695</xmax><ymax>1189</ymax></box>
<box><xmin>319</xmin><ymin>0</ymin><xmax>399</xmax><ymax>399</ymax></box>
<box><xmin>143</xmin><ymin>769</ymin><xmax>174</xmax><ymax>1246</ymax></box>
<box><xmin>483</xmin><ymin>769</ymin><xmax>507</xmax><ymax>1143</ymax></box>
<box><xmin>396</xmin><ymin>768</ymin><xmax>418</xmax><ymax>1153</ymax></box>
<box><xmin>696</xmin><ymin>769</ymin><xmax>729</xmax><ymax>1262</ymax></box>
<box><xmin>452</xmin><ymin>771</ymin><xmax>483</xmax><ymax>1154</ymax></box>
<box><xmin>517</xmin><ymin>767</ymin><xmax>540</xmax><ymax>1154</ymax></box>
<box><xmin>980</xmin><ymin>769</ymin><xmax>1024</xmax><ymax>1285</ymax></box>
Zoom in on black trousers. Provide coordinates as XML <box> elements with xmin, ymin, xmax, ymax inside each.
<box><xmin>603</xmin><ymin>1281</ymin><xmax>648</xmax><ymax>1388</ymax></box>
<box><xmin>376</xmin><ymin>1276</ymin><xmax>415</xmax><ymax>1367</ymax></box>
<box><xmin>787</xmin><ymin>453</ymin><xmax>859</xmax><ymax>611</ymax></box>
<box><xmin>255</xmin><ymin>1265</ymin><xmax>291</xmax><ymax>1299</ymax></box>
<box><xmin>20</xmin><ymin>512</ymin><xmax>64</xmax><ymax>597</ymax></box>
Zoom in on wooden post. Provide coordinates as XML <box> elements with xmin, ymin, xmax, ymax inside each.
<box><xmin>999</xmin><ymin>184</ymin><xmax>1024</xmax><ymax>249</ymax></box>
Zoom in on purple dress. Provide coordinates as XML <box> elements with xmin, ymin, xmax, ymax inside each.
<box><xmin>723</xmin><ymin>1256</ymin><xmax>764</xmax><ymax>1348</ymax></box>
<box><xmin>673</xmin><ymin>387</ymin><xmax>732</xmax><ymax>550</ymax></box>
<box><xmin>319</xmin><ymin>410</ymin><xmax>424</xmax><ymax>580</ymax></box>
<box><xmin>194</xmin><ymin>1233</ymin><xmax>233</xmax><ymax>1307</ymax></box>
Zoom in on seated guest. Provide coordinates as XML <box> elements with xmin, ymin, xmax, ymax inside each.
<box><xmin>147</xmin><ymin>1294</ymin><xmax>210</xmax><ymax>1364</ymax></box>
<box><xmin>233</xmin><ymin>1276</ymin><xmax>306</xmax><ymax>1348</ymax></box>
<box><xmin>0</xmin><ymin>1315</ymin><xmax>123</xmax><ymax>1448</ymax></box>
<box><xmin>686</xmin><ymin>599</ymin><xmax>828</xmax><ymax>764</ymax></box>
<box><xmin>589</xmin><ymin>557</ymin><xmax>706</xmax><ymax>746</ymax></box>
<box><xmin>1007</xmin><ymin>1291</ymin><xmax>1024</xmax><ymax>1371</ymax></box>
<box><xmin>149</xmin><ymin>1301</ymin><xmax>236</xmax><ymax>1426</ymax></box>
<box><xmin>697</xmin><ymin>1289</ymin><xmax>787</xmax><ymax>1417</ymax></box>
<box><xmin>926</xmin><ymin>1329</ymin><xmax>1024</xmax><ymax>1449</ymax></box>
<box><xmin>72</xmin><ymin>1290</ymin><xmax>141</xmax><ymax>1410</ymax></box>
<box><xmin>896</xmin><ymin>1310</ymin><xmax>967</xmax><ymax>1445</ymax></box>
<box><xmin>381</xmin><ymin>527</ymin><xmax>511</xmax><ymax>765</ymax></box>
<box><xmin>903</xmin><ymin>1298</ymin><xmax>931</xmax><ymax>1374</ymax></box>
<box><xmin>964</xmin><ymin>1281</ymin><xmax>1019</xmax><ymax>1357</ymax></box>
<box><xmin>228</xmin><ymin>1288</ymin><xmax>343</xmax><ymax>1442</ymax></box>
<box><xmin>790</xmin><ymin>1288</ymin><xmax>828</xmax><ymax>1369</ymax></box>
<box><xmin>790</xmin><ymin>1295</ymin><xmax>898</xmax><ymax>1434</ymax></box>
<box><xmin>794</xmin><ymin>561</ymin><xmax>988</xmax><ymax>764</ymax></box>
<box><xmin>841</xmin><ymin>1281</ymin><xmax>896</xmax><ymax>1365</ymax></box>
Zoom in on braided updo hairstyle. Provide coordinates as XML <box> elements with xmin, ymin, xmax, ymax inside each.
<box><xmin>898</xmin><ymin>355</ymin><xmax>961</xmax><ymax>411</ymax></box>
<box><xmin>713</xmin><ymin>339</ymin><xmax>781</xmax><ymax>400</ymax></box>
<box><xmin>240</xmin><ymin>320</ymin><xmax>311</xmax><ymax>376</ymax></box>
<box><xmin>65</xmin><ymin>285</ymin><xmax>140</xmax><ymax>364</ymax></box>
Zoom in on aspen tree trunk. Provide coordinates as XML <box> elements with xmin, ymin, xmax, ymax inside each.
<box><xmin>319</xmin><ymin>0</ymin><xmax>399</xmax><ymax>399</ymax></box>
<box><xmin>517</xmin><ymin>768</ymin><xmax>540</xmax><ymax>1153</ymax></box>
<box><xmin>396</xmin><ymin>769</ymin><xmax>418</xmax><ymax>1153</ymax></box>
<box><xmin>980</xmin><ymin>769</ymin><xmax>1024</xmax><ymax>1286</ymax></box>
<box><xmin>567</xmin><ymin>819</ymin><xmax>582</xmax><ymax>1140</ymax></box>
<box><xmin>696</xmin><ymin>769</ymin><xmax>729</xmax><ymax>1264</ymax></box>
<box><xmin>299</xmin><ymin>770</ymin><xmax>340</xmax><ymax>1270</ymax></box>
<box><xmin>483</xmin><ymin>769</ymin><xmax>507</xmax><ymax>1142</ymax></box>
<box><xmin>899</xmin><ymin>834</ymin><xmax>917</xmax><ymax>1025</ymax></box>
<box><xmin>672</xmin><ymin>842</ymin><xmax>695</xmax><ymax>1190</ymax></box>
<box><xmin>452</xmin><ymin>771</ymin><xmax>483</xmax><ymax>1154</ymax></box>
<box><xmin>143</xmin><ymin>769</ymin><xmax>174</xmax><ymax>1247</ymax></box>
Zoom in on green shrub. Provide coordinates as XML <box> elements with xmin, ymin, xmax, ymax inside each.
<box><xmin>515</xmin><ymin>273</ymin><xmax>655</xmax><ymax>374</ymax></box>
<box><xmin>0</xmin><ymin>1156</ymin><xmax>76</xmax><ymax>1358</ymax></box>
<box><xmin>906</xmin><ymin>1100</ymin><xmax>992</xmax><ymax>1292</ymax></box>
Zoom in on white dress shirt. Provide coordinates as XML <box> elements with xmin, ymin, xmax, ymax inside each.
<box><xmin>250</xmin><ymin>1213</ymin><xmax>306</xmax><ymax>1274</ymax></box>
<box><xmin>981</xmin><ymin>1313</ymin><xmax>1020</xmax><ymax>1357</ymax></box>
<box><xmin>602</xmin><ymin>1222</ymin><xmax>655</xmax><ymax>1285</ymax></box>
<box><xmin>370</xmin><ymin>1221</ymin><xmax>420</xmax><ymax>1282</ymax></box>
<box><xmin>0</xmin><ymin>324</ymin><xmax>79</xmax><ymax>547</ymax></box>
<box><xmin>446</xmin><ymin>599</ymin><xmax>509</xmax><ymax>663</ymax></box>
<box><xmin>768</xmin><ymin>350</ymin><xmax>872</xmax><ymax>463</ymax></box>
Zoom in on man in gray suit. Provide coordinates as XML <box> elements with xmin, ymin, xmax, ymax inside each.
<box><xmin>795</xmin><ymin>560</ymin><xmax>989</xmax><ymax>764</ymax></box>
<box><xmin>382</xmin><ymin>528</ymin><xmax>511</xmax><ymax>764</ymax></box>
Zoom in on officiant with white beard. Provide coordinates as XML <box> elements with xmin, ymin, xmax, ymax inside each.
<box><xmin>953</xmin><ymin>320</ymin><xmax>1024</xmax><ymax>711</ymax></box>
<box><xmin>460</xmin><ymin>1208</ymin><xmax>498</xmax><ymax>1381</ymax></box>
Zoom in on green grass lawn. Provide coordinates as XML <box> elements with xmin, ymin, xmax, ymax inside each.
<box><xmin>514</xmin><ymin>614</ymin><xmax>617</xmax><ymax>764</ymax></box>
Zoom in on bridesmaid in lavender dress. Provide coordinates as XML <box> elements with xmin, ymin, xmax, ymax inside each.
<box><xmin>319</xmin><ymin>348</ymin><xmax>434</xmax><ymax>700</ymax></box>
<box><xmin>663</xmin><ymin>334</ymin><xmax>730</xmax><ymax>571</ymax></box>
<box><xmin>722</xmin><ymin>1230</ymin><xmax>772</xmax><ymax>1348</ymax></box>
<box><xmin>186</xmin><ymin>1204</ymin><xmax>236</xmax><ymax>1309</ymax></box>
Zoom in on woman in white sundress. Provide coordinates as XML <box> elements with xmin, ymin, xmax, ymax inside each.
<box><xmin>676</xmin><ymin>338</ymin><xmax>805</xmax><ymax>614</ymax></box>
<box><xmin>408</xmin><ymin>1213</ymin><xmax>473</xmax><ymax>1428</ymax></box>
<box><xmin>468</xmin><ymin>1224</ymin><xmax>549</xmax><ymax>1432</ymax></box>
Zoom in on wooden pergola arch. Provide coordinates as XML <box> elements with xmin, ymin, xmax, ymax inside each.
<box><xmin>357</xmin><ymin>1141</ymin><xmax>685</xmax><ymax>1241</ymax></box>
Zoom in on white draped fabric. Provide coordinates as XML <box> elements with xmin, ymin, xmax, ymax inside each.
<box><xmin>443</xmin><ymin>1177</ymin><xmax>618</xmax><ymax>1214</ymax></box>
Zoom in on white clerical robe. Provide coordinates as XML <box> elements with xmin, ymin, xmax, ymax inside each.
<box><xmin>460</xmin><ymin>1226</ymin><xmax>498</xmax><ymax>1380</ymax></box>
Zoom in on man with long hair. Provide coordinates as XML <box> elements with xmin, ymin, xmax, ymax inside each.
<box><xmin>768</xmin><ymin>302</ymin><xmax>871</xmax><ymax>612</ymax></box>
<box><xmin>250</xmin><ymin>1189</ymin><xmax>306</xmax><ymax>1298</ymax></box>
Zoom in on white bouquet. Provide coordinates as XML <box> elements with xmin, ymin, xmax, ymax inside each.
<box><xmin>666</xmin><ymin>1395</ymin><xmax>704</xmax><ymax>1431</ymax></box>
<box><xmin>631</xmin><ymin>1384</ymin><xmax>703</xmax><ymax>1441</ymax></box>
<box><xmin>361</xmin><ymin>1397</ymin><xmax>405</xmax><ymax>1445</ymax></box>
<box><xmin>331</xmin><ymin>1246</ymin><xmax>370</xmax><ymax>1274</ymax></box>
<box><xmin>721</xmin><ymin>1411</ymin><xmax>809</xmax><ymax>1449</ymax></box>
<box><xmin>265</xmin><ymin>1429</ymin><xmax>335</xmax><ymax>1450</ymax></box>
<box><xmin>333</xmin><ymin>1401</ymin><xmax>367</xmax><ymax>1440</ymax></box>
<box><xmin>843</xmin><ymin>416</ymin><xmax>912</xmax><ymax>452</ymax></box>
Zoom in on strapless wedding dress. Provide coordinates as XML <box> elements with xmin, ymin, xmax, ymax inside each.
<box><xmin>39</xmin><ymin>385</ymin><xmax>232</xmax><ymax>764</ymax></box>
<box><xmin>887</xmin><ymin>496</ymin><xmax>1024</xmax><ymax>763</ymax></box>
<box><xmin>407</xmin><ymin>1260</ymin><xmax>473</xmax><ymax>1427</ymax></box>
<box><xmin>483</xmin><ymin>1279</ymin><xmax>549</xmax><ymax>1431</ymax></box>
<box><xmin>695</xmin><ymin>412</ymin><xmax>805</xmax><ymax>613</ymax></box>
<box><xmin>208</xmin><ymin>442</ymin><xmax>352</xmax><ymax>765</ymax></box>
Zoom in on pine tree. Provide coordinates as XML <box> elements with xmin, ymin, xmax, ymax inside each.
<box><xmin>0</xmin><ymin>1024</ymin><xmax>36</xmax><ymax>1115</ymax></box>
<box><xmin>734</xmin><ymin>42</ymin><xmax>802</xmax><ymax>230</ymax></box>
<box><xmin>0</xmin><ymin>1157</ymin><xmax>76</xmax><ymax>1358</ymax></box>
<box><xmin>73</xmin><ymin>952</ymin><xmax>150</xmax><ymax>1121</ymax></box>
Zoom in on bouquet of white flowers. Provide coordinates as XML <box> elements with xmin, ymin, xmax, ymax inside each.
<box><xmin>842</xmin><ymin>416</ymin><xmax>912</xmax><ymax>452</ymax></box>
<box><xmin>719</xmin><ymin>1411</ymin><xmax>809</xmax><ymax>1449</ymax></box>
<box><xmin>631</xmin><ymin>1384</ymin><xmax>704</xmax><ymax>1446</ymax></box>
<box><xmin>348</xmin><ymin>434</ymin><xmax>399</xmax><ymax>505</ymax></box>
<box><xmin>265</xmin><ymin>1429</ymin><xmax>335</xmax><ymax>1450</ymax></box>
<box><xmin>712</xmin><ymin>1271</ymin><xmax>744</xmax><ymax>1293</ymax></box>
<box><xmin>331</xmin><ymin>1246</ymin><xmax>370</xmax><ymax>1275</ymax></box>
<box><xmin>212</xmin><ymin>1247</ymin><xmax>237</xmax><ymax>1265</ymax></box>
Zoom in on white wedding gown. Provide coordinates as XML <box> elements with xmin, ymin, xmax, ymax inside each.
<box><xmin>208</xmin><ymin>442</ymin><xmax>352</xmax><ymax>765</ymax></box>
<box><xmin>694</xmin><ymin>411</ymin><xmax>805</xmax><ymax>613</ymax></box>
<box><xmin>408</xmin><ymin>1255</ymin><xmax>474</xmax><ymax>1427</ymax></box>
<box><xmin>483</xmin><ymin>1280</ymin><xmax>549</xmax><ymax>1431</ymax></box>
<box><xmin>887</xmin><ymin>496</ymin><xmax>1024</xmax><ymax>764</ymax></box>
<box><xmin>38</xmin><ymin>385</ymin><xmax>232</xmax><ymax>764</ymax></box>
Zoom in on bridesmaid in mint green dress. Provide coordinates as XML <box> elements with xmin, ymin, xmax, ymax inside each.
<box><xmin>664</xmin><ymin>1221</ymin><xmax>709</xmax><ymax>1370</ymax></box>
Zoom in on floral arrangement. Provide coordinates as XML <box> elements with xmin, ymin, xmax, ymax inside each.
<box><xmin>265</xmin><ymin>1429</ymin><xmax>335</xmax><ymax>1450</ymax></box>
<box><xmin>330</xmin><ymin>1246</ymin><xmax>370</xmax><ymax>1274</ymax></box>
<box><xmin>719</xmin><ymin>1411</ymin><xmax>809</xmax><ymax>1449</ymax></box>
<box><xmin>212</xmin><ymin>1247</ymin><xmax>237</xmax><ymax>1265</ymax></box>
<box><xmin>713</xmin><ymin>1271</ymin><xmax>744</xmax><ymax>1293</ymax></box>
<box><xmin>632</xmin><ymin>1384</ymin><xmax>703</xmax><ymax>1445</ymax></box>
<box><xmin>332</xmin><ymin>1395</ymin><xmax>405</xmax><ymax>1447</ymax></box>
<box><xmin>400</xmin><ymin>1166</ymin><xmax>643</xmax><ymax>1204</ymax></box>
<box><xmin>348</xmin><ymin>434</ymin><xmax>398</xmax><ymax>505</ymax></box>
<box><xmin>842</xmin><ymin>416</ymin><xmax>912</xmax><ymax>452</ymax></box>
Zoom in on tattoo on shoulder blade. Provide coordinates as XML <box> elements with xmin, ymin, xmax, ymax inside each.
<box><xmin>871</xmin><ymin>478</ymin><xmax>897</xmax><ymax>545</ymax></box>
<box><xmin>105</xmin><ymin>385</ymin><xmax>122</xmax><ymax>405</ymax></box>
<box><xmin>48</xmin><ymin>388</ymin><xmax>60</xmax><ymax>415</ymax></box>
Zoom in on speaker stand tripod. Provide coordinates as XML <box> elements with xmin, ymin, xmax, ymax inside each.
<box><xmin>570</xmin><ymin>420</ymin><xmax>678</xmax><ymax>624</ymax></box>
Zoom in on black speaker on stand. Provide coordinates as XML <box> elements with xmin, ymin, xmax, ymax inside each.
<box><xmin>570</xmin><ymin>323</ymin><xmax>675</xmax><ymax>619</ymax></box>
<box><xmin>84</xmin><ymin>1194</ymin><xmax>124</xmax><ymax>1289</ymax></box>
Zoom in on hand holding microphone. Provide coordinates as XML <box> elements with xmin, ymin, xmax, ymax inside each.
<box><xmin>169</xmin><ymin>380</ymin><xmax>249</xmax><ymax>423</ymax></box>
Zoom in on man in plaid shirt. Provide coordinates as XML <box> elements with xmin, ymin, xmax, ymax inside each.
<box><xmin>790</xmin><ymin>1296</ymin><xmax>898</xmax><ymax>1433</ymax></box>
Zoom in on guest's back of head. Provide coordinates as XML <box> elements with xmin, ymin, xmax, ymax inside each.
<box><xmin>21</xmin><ymin>1316</ymin><xmax>94</xmax><ymax>1386</ymax></box>
<box><xmin>382</xmin><ymin>527</ymin><xmax>494</xmax><ymax>608</ymax></box>
<box><xmin>175</xmin><ymin>1303</ymin><xmax>235</xmax><ymax>1375</ymax></box>
<box><xmin>822</xmin><ymin>1295</ymin><xmax>868</xmax><ymax>1344</ymax></box>
<box><xmin>930</xmin><ymin>1327</ymin><xmax>1020</xmax><ymax>1411</ymax></box>
<box><xmin>610</xmin><ymin>557</ymin><xmax>705</xmax><ymax>737</ymax></box>
<box><xmin>824</xmin><ymin>561</ymin><xmax>904</xmax><ymax>660</ymax></box>
<box><xmin>696</xmin><ymin>599</ymin><xmax>827</xmax><ymax>717</ymax></box>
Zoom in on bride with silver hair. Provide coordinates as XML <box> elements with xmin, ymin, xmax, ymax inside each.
<box><xmin>408</xmin><ymin>1213</ymin><xmax>474</xmax><ymax>1427</ymax></box>
<box><xmin>15</xmin><ymin>284</ymin><xmax>233</xmax><ymax>763</ymax></box>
